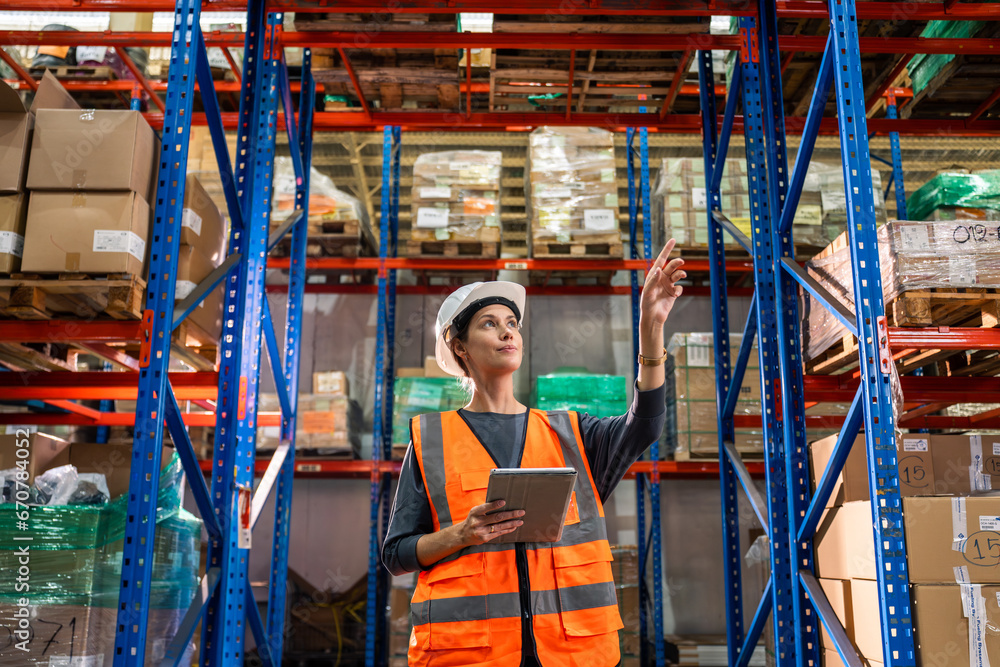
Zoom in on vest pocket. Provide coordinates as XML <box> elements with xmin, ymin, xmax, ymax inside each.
<box><xmin>425</xmin><ymin>551</ymin><xmax>492</xmax><ymax>650</ymax></box>
<box><xmin>551</xmin><ymin>542</ymin><xmax>624</xmax><ymax>638</ymax></box>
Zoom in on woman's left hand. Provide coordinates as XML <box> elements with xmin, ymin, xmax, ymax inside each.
<box><xmin>641</xmin><ymin>238</ymin><xmax>686</xmax><ymax>327</ymax></box>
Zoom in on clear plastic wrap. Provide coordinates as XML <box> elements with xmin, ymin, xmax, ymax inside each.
<box><xmin>410</xmin><ymin>150</ymin><xmax>502</xmax><ymax>243</ymax></box>
<box><xmin>525</xmin><ymin>127</ymin><xmax>620</xmax><ymax>246</ymax></box>
<box><xmin>802</xmin><ymin>219</ymin><xmax>1000</xmax><ymax>361</ymax></box>
<box><xmin>907</xmin><ymin>170</ymin><xmax>1000</xmax><ymax>222</ymax></box>
<box><xmin>32</xmin><ymin>464</ymin><xmax>78</xmax><ymax>506</ymax></box>
<box><xmin>271</xmin><ymin>155</ymin><xmax>369</xmax><ymax>232</ymax></box>
<box><xmin>650</xmin><ymin>158</ymin><xmax>885</xmax><ymax>255</ymax></box>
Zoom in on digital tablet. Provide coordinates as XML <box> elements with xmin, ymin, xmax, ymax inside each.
<box><xmin>485</xmin><ymin>467</ymin><xmax>577</xmax><ymax>543</ymax></box>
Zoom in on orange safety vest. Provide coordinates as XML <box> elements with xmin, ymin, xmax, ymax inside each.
<box><xmin>408</xmin><ymin>409</ymin><xmax>624</xmax><ymax>667</ymax></box>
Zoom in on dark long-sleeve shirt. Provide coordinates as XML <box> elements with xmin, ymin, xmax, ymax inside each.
<box><xmin>381</xmin><ymin>382</ymin><xmax>666</xmax><ymax>576</ymax></box>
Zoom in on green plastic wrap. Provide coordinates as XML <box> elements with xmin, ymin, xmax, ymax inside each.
<box><xmin>0</xmin><ymin>454</ymin><xmax>199</xmax><ymax>608</ymax></box>
<box><xmin>907</xmin><ymin>171</ymin><xmax>1000</xmax><ymax>222</ymax></box>
<box><xmin>533</xmin><ymin>372</ymin><xmax>627</xmax><ymax>418</ymax></box>
<box><xmin>392</xmin><ymin>377</ymin><xmax>469</xmax><ymax>446</ymax></box>
<box><xmin>909</xmin><ymin>20</ymin><xmax>984</xmax><ymax>95</ymax></box>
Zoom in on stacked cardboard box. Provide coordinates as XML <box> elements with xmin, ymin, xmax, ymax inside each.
<box><xmin>410</xmin><ymin>150</ymin><xmax>502</xmax><ymax>246</ymax></box>
<box><xmin>0</xmin><ymin>79</ymin><xmax>33</xmax><ymax>274</ymax></box>
<box><xmin>186</xmin><ymin>125</ymin><xmax>239</xmax><ymax>217</ymax></box>
<box><xmin>526</xmin><ymin>127</ymin><xmax>621</xmax><ymax>253</ymax></box>
<box><xmin>611</xmin><ymin>545</ymin><xmax>640</xmax><ymax>662</ymax></box>
<box><xmin>802</xmin><ymin>219</ymin><xmax>1000</xmax><ymax>360</ymax></box>
<box><xmin>668</xmin><ymin>333</ymin><xmax>840</xmax><ymax>460</ymax></box>
<box><xmin>174</xmin><ymin>175</ymin><xmax>228</xmax><ymax>342</ymax></box>
<box><xmin>21</xmin><ymin>73</ymin><xmax>158</xmax><ymax>276</ymax></box>
<box><xmin>271</xmin><ymin>155</ymin><xmax>369</xmax><ymax>236</ymax></box>
<box><xmin>0</xmin><ymin>443</ymin><xmax>196</xmax><ymax>665</ymax></box>
<box><xmin>651</xmin><ymin>158</ymin><xmax>884</xmax><ymax>256</ymax></box>
<box><xmin>257</xmin><ymin>392</ymin><xmax>363</xmax><ymax>457</ymax></box>
<box><xmin>812</xmin><ymin>431</ymin><xmax>1000</xmax><ymax>666</ymax></box>
<box><xmin>533</xmin><ymin>372</ymin><xmax>627</xmax><ymax>419</ymax></box>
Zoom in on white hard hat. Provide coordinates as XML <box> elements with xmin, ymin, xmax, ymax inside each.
<box><xmin>434</xmin><ymin>281</ymin><xmax>526</xmax><ymax>376</ymax></box>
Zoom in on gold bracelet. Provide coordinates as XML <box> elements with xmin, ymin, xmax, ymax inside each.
<box><xmin>637</xmin><ymin>347</ymin><xmax>668</xmax><ymax>367</ymax></box>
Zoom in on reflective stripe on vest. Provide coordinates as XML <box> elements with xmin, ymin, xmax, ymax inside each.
<box><xmin>408</xmin><ymin>409</ymin><xmax>623</xmax><ymax>666</ymax></box>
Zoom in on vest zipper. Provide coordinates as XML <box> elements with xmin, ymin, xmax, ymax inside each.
<box><xmin>517</xmin><ymin>542</ymin><xmax>544</xmax><ymax>665</ymax></box>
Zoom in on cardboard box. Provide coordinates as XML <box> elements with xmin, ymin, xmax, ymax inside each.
<box><xmin>22</xmin><ymin>191</ymin><xmax>149</xmax><ymax>275</ymax></box>
<box><xmin>0</xmin><ymin>80</ymin><xmax>32</xmax><ymax>193</ymax></box>
<box><xmin>0</xmin><ymin>431</ymin><xmax>70</xmax><ymax>484</ymax></box>
<box><xmin>424</xmin><ymin>355</ymin><xmax>452</xmax><ymax>378</ymax></box>
<box><xmin>183</xmin><ymin>174</ymin><xmax>227</xmax><ymax>263</ymax></box>
<box><xmin>50</xmin><ymin>441</ymin><xmax>175</xmax><ymax>499</ymax></box>
<box><xmin>904</xmin><ymin>495</ymin><xmax>1000</xmax><ymax>584</ymax></box>
<box><xmin>187</xmin><ymin>283</ymin><xmax>223</xmax><ymax>342</ymax></box>
<box><xmin>27</xmin><ymin>109</ymin><xmax>157</xmax><ymax>201</ymax></box>
<box><xmin>313</xmin><ymin>371</ymin><xmax>349</xmax><ymax>396</ymax></box>
<box><xmin>849</xmin><ymin>578</ymin><xmax>883</xmax><ymax>663</ymax></box>
<box><xmin>912</xmin><ymin>584</ymin><xmax>1000</xmax><ymax>666</ymax></box>
<box><xmin>814</xmin><ymin>501</ymin><xmax>877</xmax><ymax>581</ymax></box>
<box><xmin>809</xmin><ymin>433</ymin><xmax>997</xmax><ymax>509</ymax></box>
<box><xmin>175</xmin><ymin>243</ymin><xmax>218</xmax><ymax>297</ymax></box>
<box><xmin>0</xmin><ymin>193</ymin><xmax>27</xmax><ymax>273</ymax></box>
<box><xmin>823</xmin><ymin>649</ymin><xmax>882</xmax><ymax>667</ymax></box>
<box><xmin>0</xmin><ymin>603</ymin><xmax>115</xmax><ymax>665</ymax></box>
<box><xmin>818</xmin><ymin>578</ymin><xmax>854</xmax><ymax>653</ymax></box>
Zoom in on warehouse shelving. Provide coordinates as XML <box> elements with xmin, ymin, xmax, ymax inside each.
<box><xmin>4</xmin><ymin>1</ymin><xmax>1000</xmax><ymax>666</ymax></box>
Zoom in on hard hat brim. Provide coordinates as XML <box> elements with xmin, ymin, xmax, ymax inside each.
<box><xmin>435</xmin><ymin>281</ymin><xmax>526</xmax><ymax>376</ymax></box>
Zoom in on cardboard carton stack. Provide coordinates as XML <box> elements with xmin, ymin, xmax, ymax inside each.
<box><xmin>0</xmin><ymin>437</ymin><xmax>198</xmax><ymax>665</ymax></box>
<box><xmin>812</xmin><ymin>432</ymin><xmax>1000</xmax><ymax>666</ymax></box>
<box><xmin>802</xmin><ymin>219</ymin><xmax>1000</xmax><ymax>362</ymax></box>
<box><xmin>257</xmin><ymin>374</ymin><xmax>363</xmax><ymax>458</ymax></box>
<box><xmin>21</xmin><ymin>73</ymin><xmax>157</xmax><ymax>277</ymax></box>
<box><xmin>408</xmin><ymin>150</ymin><xmax>502</xmax><ymax>255</ymax></box>
<box><xmin>611</xmin><ymin>545</ymin><xmax>640</xmax><ymax>665</ymax></box>
<box><xmin>0</xmin><ymin>79</ymin><xmax>34</xmax><ymax>275</ymax></box>
<box><xmin>533</xmin><ymin>371</ymin><xmax>627</xmax><ymax>419</ymax></box>
<box><xmin>271</xmin><ymin>155</ymin><xmax>370</xmax><ymax>242</ymax></box>
<box><xmin>526</xmin><ymin>127</ymin><xmax>622</xmax><ymax>258</ymax></box>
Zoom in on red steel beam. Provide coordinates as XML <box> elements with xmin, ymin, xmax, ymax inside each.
<box><xmin>0</xmin><ymin>371</ymin><xmax>219</xmax><ymax>401</ymax></box>
<box><xmin>113</xmin><ymin>45</ymin><xmax>165</xmax><ymax>112</ymax></box>
<box><xmin>0</xmin><ymin>320</ymin><xmax>144</xmax><ymax>343</ymax></box>
<box><xmin>6</xmin><ymin>31</ymin><xmax>1000</xmax><ymax>56</ymax></box>
<box><xmin>0</xmin><ymin>47</ymin><xmax>38</xmax><ymax>91</ymax></box>
<box><xmin>263</xmin><ymin>283</ymin><xmax>757</xmax><ymax>297</ymax></box>
<box><xmin>221</xmin><ymin>46</ymin><xmax>242</xmax><ymax>85</ymax></box>
<box><xmin>0</xmin><ymin>411</ymin><xmax>282</xmax><ymax>427</ymax></box>
<box><xmin>9</xmin><ymin>0</ymin><xmax>1000</xmax><ymax>20</ymax></box>
<box><xmin>266</xmin><ymin>257</ymin><xmax>754</xmax><ymax>272</ymax></box>
<box><xmin>888</xmin><ymin>327</ymin><xmax>1000</xmax><ymax>350</ymax></box>
<box><xmin>75</xmin><ymin>342</ymin><xmax>142</xmax><ymax>371</ymax></box>
<box><xmin>780</xmin><ymin>51</ymin><xmax>794</xmax><ymax>76</ymax></box>
<box><xmin>968</xmin><ymin>84</ymin><xmax>1000</xmax><ymax>123</ymax></box>
<box><xmin>865</xmin><ymin>56</ymin><xmax>911</xmax><ymax>114</ymax></box>
<box><xmin>337</xmin><ymin>47</ymin><xmax>371</xmax><ymax>116</ymax></box>
<box><xmin>660</xmin><ymin>48</ymin><xmax>694</xmax><ymax>119</ymax></box>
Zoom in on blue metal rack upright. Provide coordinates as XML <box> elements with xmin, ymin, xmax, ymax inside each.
<box><xmin>112</xmin><ymin>0</ymin><xmax>316</xmax><ymax>663</ymax></box>
<box><xmin>702</xmin><ymin>0</ymin><xmax>916</xmax><ymax>665</ymax></box>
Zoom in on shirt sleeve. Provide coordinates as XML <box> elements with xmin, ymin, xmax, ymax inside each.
<box><xmin>578</xmin><ymin>381</ymin><xmax>666</xmax><ymax>502</ymax></box>
<box><xmin>381</xmin><ymin>442</ymin><xmax>434</xmax><ymax>576</ymax></box>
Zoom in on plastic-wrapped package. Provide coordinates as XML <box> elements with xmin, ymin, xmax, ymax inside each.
<box><xmin>650</xmin><ymin>158</ymin><xmax>884</xmax><ymax>255</ymax></box>
<box><xmin>0</xmin><ymin>455</ymin><xmax>198</xmax><ymax>665</ymax></box>
<box><xmin>32</xmin><ymin>464</ymin><xmax>79</xmax><ymax>506</ymax></box>
<box><xmin>392</xmin><ymin>377</ymin><xmax>469</xmax><ymax>453</ymax></box>
<box><xmin>907</xmin><ymin>170</ymin><xmax>1000</xmax><ymax>222</ymax></box>
<box><xmin>525</xmin><ymin>127</ymin><xmax>621</xmax><ymax>250</ymax></box>
<box><xmin>69</xmin><ymin>473</ymin><xmax>110</xmax><ymax>505</ymax></box>
<box><xmin>410</xmin><ymin>150</ymin><xmax>502</xmax><ymax>243</ymax></box>
<box><xmin>802</xmin><ymin>220</ymin><xmax>1000</xmax><ymax>361</ymax></box>
<box><xmin>257</xmin><ymin>393</ymin><xmax>363</xmax><ymax>457</ymax></box>
<box><xmin>533</xmin><ymin>372</ymin><xmax>627</xmax><ymax>419</ymax></box>
<box><xmin>271</xmin><ymin>155</ymin><xmax>369</xmax><ymax>232</ymax></box>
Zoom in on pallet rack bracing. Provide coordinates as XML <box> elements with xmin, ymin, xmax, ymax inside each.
<box><xmin>111</xmin><ymin>0</ymin><xmax>316</xmax><ymax>663</ymax></box>
<box><xmin>703</xmin><ymin>0</ymin><xmax>915</xmax><ymax>665</ymax></box>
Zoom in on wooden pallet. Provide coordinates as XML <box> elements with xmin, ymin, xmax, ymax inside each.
<box><xmin>405</xmin><ymin>239</ymin><xmax>499</xmax><ymax>258</ymax></box>
<box><xmin>531</xmin><ymin>232</ymin><xmax>624</xmax><ymax>259</ymax></box>
<box><xmin>272</xmin><ymin>219</ymin><xmax>378</xmax><ymax>258</ymax></box>
<box><xmin>29</xmin><ymin>65</ymin><xmax>114</xmax><ymax>79</ymax></box>
<box><xmin>806</xmin><ymin>288</ymin><xmax>1000</xmax><ymax>375</ymax></box>
<box><xmin>0</xmin><ymin>273</ymin><xmax>146</xmax><ymax>320</ymax></box>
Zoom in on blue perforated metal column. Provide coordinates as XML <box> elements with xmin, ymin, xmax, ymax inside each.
<box><xmin>736</xmin><ymin>15</ymin><xmax>797</xmax><ymax>667</ymax></box>
<box><xmin>698</xmin><ymin>50</ymin><xmax>744</xmax><ymax>667</ymax></box>
<box><xmin>827</xmin><ymin>0</ymin><xmax>916</xmax><ymax>663</ymax></box>
<box><xmin>113</xmin><ymin>1</ymin><xmax>200</xmax><ymax>663</ymax></box>
<box><xmin>201</xmin><ymin>7</ymin><xmax>283</xmax><ymax>666</ymax></box>
<box><xmin>755</xmin><ymin>1</ymin><xmax>821</xmax><ymax>663</ymax></box>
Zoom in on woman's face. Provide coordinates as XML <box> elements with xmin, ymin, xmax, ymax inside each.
<box><xmin>456</xmin><ymin>303</ymin><xmax>522</xmax><ymax>376</ymax></box>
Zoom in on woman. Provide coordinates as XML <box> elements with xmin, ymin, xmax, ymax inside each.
<box><xmin>383</xmin><ymin>239</ymin><xmax>686</xmax><ymax>666</ymax></box>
